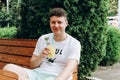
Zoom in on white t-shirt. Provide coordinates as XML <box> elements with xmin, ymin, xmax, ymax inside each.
<box><xmin>33</xmin><ymin>33</ymin><xmax>81</xmax><ymax>79</ymax></box>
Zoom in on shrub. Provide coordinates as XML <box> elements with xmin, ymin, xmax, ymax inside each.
<box><xmin>0</xmin><ymin>11</ymin><xmax>11</xmax><ymax>27</ymax></box>
<box><xmin>64</xmin><ymin>0</ymin><xmax>108</xmax><ymax>79</ymax></box>
<box><xmin>16</xmin><ymin>0</ymin><xmax>51</xmax><ymax>39</ymax></box>
<box><xmin>100</xmin><ymin>26</ymin><xmax>120</xmax><ymax>66</ymax></box>
<box><xmin>0</xmin><ymin>27</ymin><xmax>17</xmax><ymax>38</ymax></box>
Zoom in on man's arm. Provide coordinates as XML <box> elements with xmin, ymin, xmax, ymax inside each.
<box><xmin>56</xmin><ymin>59</ymin><xmax>78</xmax><ymax>80</ymax></box>
<box><xmin>30</xmin><ymin>54</ymin><xmax>44</xmax><ymax>68</ymax></box>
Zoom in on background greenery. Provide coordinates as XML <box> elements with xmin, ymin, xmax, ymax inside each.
<box><xmin>16</xmin><ymin>0</ymin><xmax>50</xmax><ymax>38</ymax></box>
<box><xmin>0</xmin><ymin>26</ymin><xmax>17</xmax><ymax>38</ymax></box>
<box><xmin>100</xmin><ymin>26</ymin><xmax>120</xmax><ymax>66</ymax></box>
<box><xmin>0</xmin><ymin>0</ymin><xmax>118</xmax><ymax>28</ymax></box>
<box><xmin>108</xmin><ymin>0</ymin><xmax>118</xmax><ymax>16</ymax></box>
<box><xmin>0</xmin><ymin>0</ymin><xmax>21</xmax><ymax>27</ymax></box>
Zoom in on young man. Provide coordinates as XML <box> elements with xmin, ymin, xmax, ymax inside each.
<box><xmin>3</xmin><ymin>8</ymin><xmax>81</xmax><ymax>80</ymax></box>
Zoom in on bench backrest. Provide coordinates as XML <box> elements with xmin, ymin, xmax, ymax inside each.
<box><xmin>0</xmin><ymin>39</ymin><xmax>77</xmax><ymax>80</ymax></box>
<box><xmin>0</xmin><ymin>39</ymin><xmax>37</xmax><ymax>69</ymax></box>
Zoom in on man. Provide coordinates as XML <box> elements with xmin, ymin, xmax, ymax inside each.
<box><xmin>3</xmin><ymin>8</ymin><xmax>81</xmax><ymax>80</ymax></box>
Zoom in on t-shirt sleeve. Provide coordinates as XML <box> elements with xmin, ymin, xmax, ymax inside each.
<box><xmin>67</xmin><ymin>40</ymin><xmax>81</xmax><ymax>64</ymax></box>
<box><xmin>33</xmin><ymin>36</ymin><xmax>43</xmax><ymax>56</ymax></box>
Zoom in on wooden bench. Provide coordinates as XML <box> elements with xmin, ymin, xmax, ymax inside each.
<box><xmin>0</xmin><ymin>38</ymin><xmax>78</xmax><ymax>80</ymax></box>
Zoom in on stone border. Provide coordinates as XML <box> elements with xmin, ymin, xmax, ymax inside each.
<box><xmin>98</xmin><ymin>62</ymin><xmax>120</xmax><ymax>70</ymax></box>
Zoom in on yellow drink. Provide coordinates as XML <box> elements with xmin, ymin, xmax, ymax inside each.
<box><xmin>47</xmin><ymin>45</ymin><xmax>56</xmax><ymax>58</ymax></box>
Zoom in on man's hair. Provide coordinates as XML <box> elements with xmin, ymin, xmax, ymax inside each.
<box><xmin>49</xmin><ymin>8</ymin><xmax>67</xmax><ymax>18</ymax></box>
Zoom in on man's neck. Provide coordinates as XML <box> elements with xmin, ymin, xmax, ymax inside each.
<box><xmin>54</xmin><ymin>33</ymin><xmax>67</xmax><ymax>42</ymax></box>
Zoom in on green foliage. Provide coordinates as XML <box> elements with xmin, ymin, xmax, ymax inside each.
<box><xmin>64</xmin><ymin>0</ymin><xmax>108</xmax><ymax>79</ymax></box>
<box><xmin>9</xmin><ymin>0</ymin><xmax>21</xmax><ymax>27</ymax></box>
<box><xmin>17</xmin><ymin>0</ymin><xmax>51</xmax><ymax>38</ymax></box>
<box><xmin>0</xmin><ymin>10</ymin><xmax>11</xmax><ymax>27</ymax></box>
<box><xmin>100</xmin><ymin>26</ymin><xmax>120</xmax><ymax>66</ymax></box>
<box><xmin>108</xmin><ymin>0</ymin><xmax>118</xmax><ymax>16</ymax></box>
<box><xmin>0</xmin><ymin>0</ymin><xmax>21</xmax><ymax>27</ymax></box>
<box><xmin>0</xmin><ymin>27</ymin><xmax>17</xmax><ymax>38</ymax></box>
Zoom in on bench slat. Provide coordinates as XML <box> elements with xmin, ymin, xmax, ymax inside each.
<box><xmin>0</xmin><ymin>39</ymin><xmax>37</xmax><ymax>47</ymax></box>
<box><xmin>0</xmin><ymin>54</ymin><xmax>30</xmax><ymax>67</ymax></box>
<box><xmin>0</xmin><ymin>62</ymin><xmax>7</xmax><ymax>69</ymax></box>
<box><xmin>0</xmin><ymin>62</ymin><xmax>30</xmax><ymax>69</ymax></box>
<box><xmin>0</xmin><ymin>70</ymin><xmax>18</xmax><ymax>80</ymax></box>
<box><xmin>0</xmin><ymin>46</ymin><xmax>34</xmax><ymax>56</ymax></box>
<box><xmin>0</xmin><ymin>70</ymin><xmax>18</xmax><ymax>79</ymax></box>
<box><xmin>0</xmin><ymin>75</ymin><xmax>17</xmax><ymax>80</ymax></box>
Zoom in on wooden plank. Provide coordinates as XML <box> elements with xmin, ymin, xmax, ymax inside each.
<box><xmin>0</xmin><ymin>70</ymin><xmax>18</xmax><ymax>79</ymax></box>
<box><xmin>0</xmin><ymin>39</ymin><xmax>37</xmax><ymax>47</ymax></box>
<box><xmin>0</xmin><ymin>54</ymin><xmax>30</xmax><ymax>67</ymax></box>
<box><xmin>0</xmin><ymin>62</ymin><xmax>7</xmax><ymax>69</ymax></box>
<box><xmin>0</xmin><ymin>75</ymin><xmax>17</xmax><ymax>80</ymax></box>
<box><xmin>0</xmin><ymin>46</ymin><xmax>34</xmax><ymax>56</ymax></box>
<box><xmin>0</xmin><ymin>62</ymin><xmax>30</xmax><ymax>69</ymax></box>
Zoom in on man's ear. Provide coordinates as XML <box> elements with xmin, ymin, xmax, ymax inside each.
<box><xmin>66</xmin><ymin>21</ymin><xmax>68</xmax><ymax>27</ymax></box>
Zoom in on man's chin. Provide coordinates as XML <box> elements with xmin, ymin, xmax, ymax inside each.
<box><xmin>53</xmin><ymin>32</ymin><xmax>61</xmax><ymax>35</ymax></box>
<box><xmin>53</xmin><ymin>31</ymin><xmax>59</xmax><ymax>34</ymax></box>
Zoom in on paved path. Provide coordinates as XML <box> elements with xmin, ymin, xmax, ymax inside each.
<box><xmin>91</xmin><ymin>63</ymin><xmax>120</xmax><ymax>80</ymax></box>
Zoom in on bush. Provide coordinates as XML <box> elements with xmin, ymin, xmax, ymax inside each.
<box><xmin>0</xmin><ymin>27</ymin><xmax>17</xmax><ymax>38</ymax></box>
<box><xmin>16</xmin><ymin>0</ymin><xmax>51</xmax><ymax>39</ymax></box>
<box><xmin>100</xmin><ymin>26</ymin><xmax>120</xmax><ymax>66</ymax></box>
<box><xmin>64</xmin><ymin>1</ymin><xmax>108</xmax><ymax>79</ymax></box>
<box><xmin>0</xmin><ymin>0</ymin><xmax>21</xmax><ymax>27</ymax></box>
<box><xmin>0</xmin><ymin>11</ymin><xmax>11</xmax><ymax>27</ymax></box>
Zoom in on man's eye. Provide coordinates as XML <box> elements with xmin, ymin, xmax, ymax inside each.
<box><xmin>51</xmin><ymin>21</ymin><xmax>62</xmax><ymax>24</ymax></box>
<box><xmin>51</xmin><ymin>22</ymin><xmax>55</xmax><ymax>24</ymax></box>
<box><xmin>58</xmin><ymin>22</ymin><xmax>62</xmax><ymax>24</ymax></box>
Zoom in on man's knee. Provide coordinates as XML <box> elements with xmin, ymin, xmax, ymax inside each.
<box><xmin>3</xmin><ymin>64</ymin><xmax>17</xmax><ymax>70</ymax></box>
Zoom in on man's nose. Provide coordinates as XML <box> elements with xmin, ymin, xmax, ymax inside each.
<box><xmin>54</xmin><ymin>23</ymin><xmax>59</xmax><ymax>27</ymax></box>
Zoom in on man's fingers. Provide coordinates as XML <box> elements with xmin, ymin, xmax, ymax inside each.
<box><xmin>42</xmin><ymin>49</ymin><xmax>51</xmax><ymax>56</ymax></box>
<box><xmin>44</xmin><ymin>48</ymin><xmax>52</xmax><ymax>54</ymax></box>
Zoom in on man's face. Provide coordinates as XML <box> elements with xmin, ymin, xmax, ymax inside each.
<box><xmin>50</xmin><ymin>16</ymin><xmax>68</xmax><ymax>35</ymax></box>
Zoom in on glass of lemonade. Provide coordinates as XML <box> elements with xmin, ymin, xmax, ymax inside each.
<box><xmin>47</xmin><ymin>45</ymin><xmax>56</xmax><ymax>58</ymax></box>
